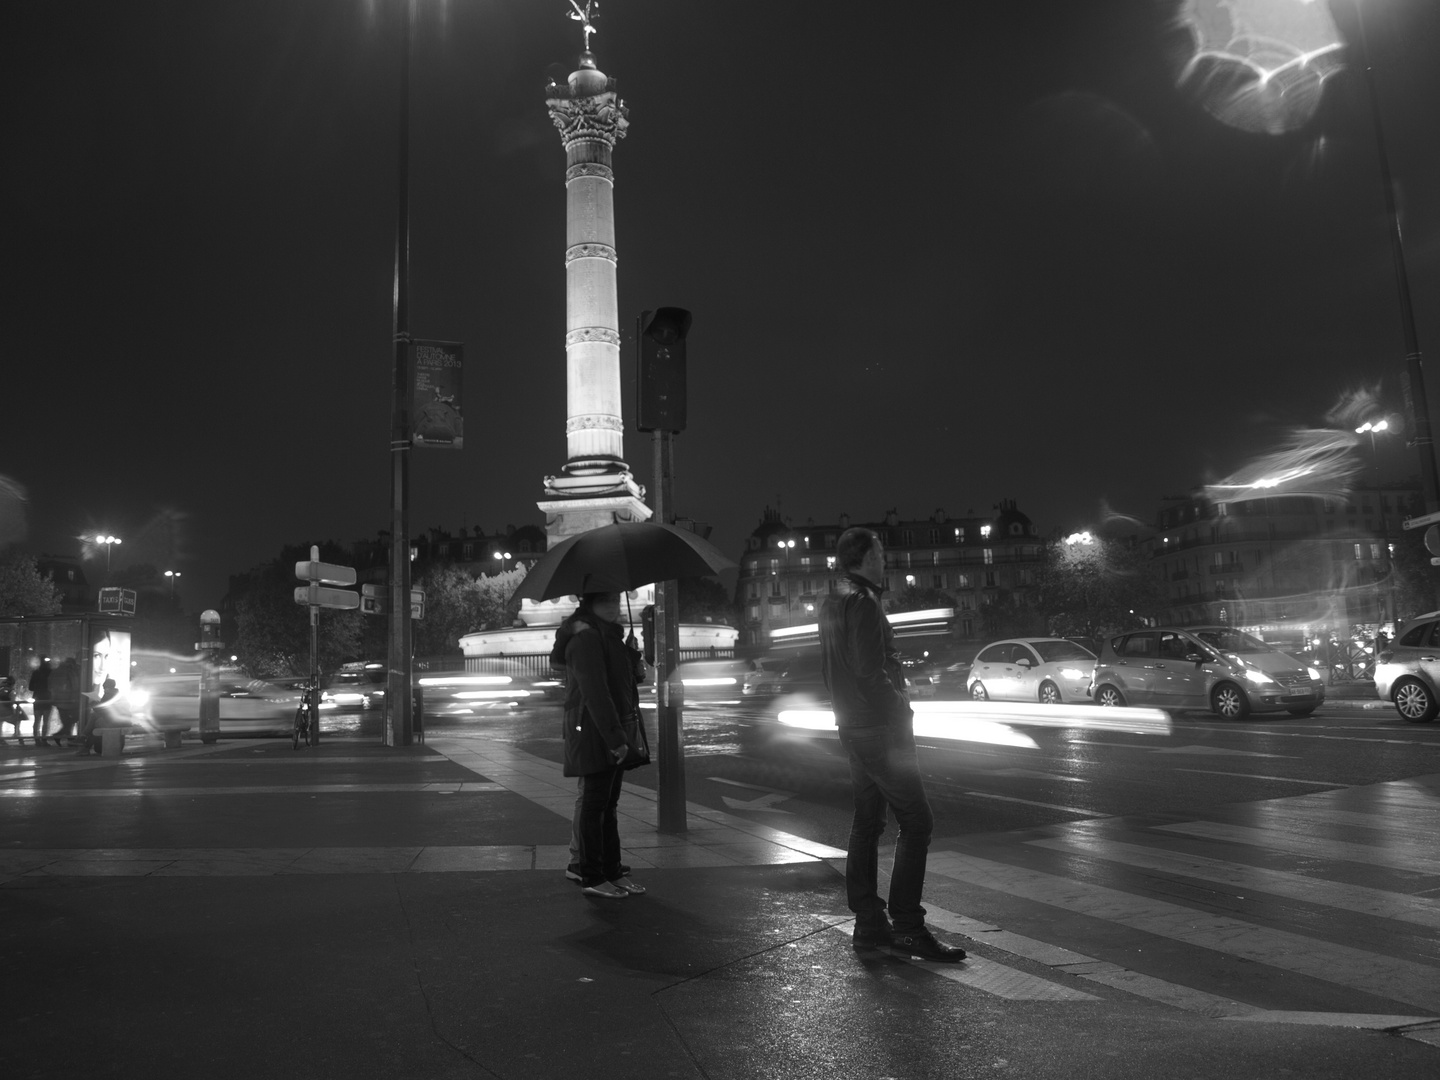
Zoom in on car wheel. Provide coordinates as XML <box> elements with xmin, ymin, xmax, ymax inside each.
<box><xmin>1286</xmin><ymin>707</ymin><xmax>1316</xmax><ymax>718</ymax></box>
<box><xmin>1038</xmin><ymin>681</ymin><xmax>1061</xmax><ymax>705</ymax></box>
<box><xmin>970</xmin><ymin>682</ymin><xmax>989</xmax><ymax>701</ymax></box>
<box><xmin>1393</xmin><ymin>679</ymin><xmax>1439</xmax><ymax>723</ymax></box>
<box><xmin>1211</xmin><ymin>682</ymin><xmax>1250</xmax><ymax>720</ymax></box>
<box><xmin>1094</xmin><ymin>685</ymin><xmax>1124</xmax><ymax>707</ymax></box>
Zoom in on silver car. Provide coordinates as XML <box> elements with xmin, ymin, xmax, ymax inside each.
<box><xmin>1374</xmin><ymin>611</ymin><xmax>1440</xmax><ymax>722</ymax></box>
<box><xmin>1091</xmin><ymin>626</ymin><xmax>1324</xmax><ymax>719</ymax></box>
<box><xmin>967</xmin><ymin>638</ymin><xmax>1097</xmax><ymax>704</ymax></box>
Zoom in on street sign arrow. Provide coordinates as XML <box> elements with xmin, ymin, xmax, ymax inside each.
<box><xmin>1402</xmin><ymin>510</ymin><xmax>1440</xmax><ymax>530</ymax></box>
<box><xmin>295</xmin><ymin>560</ymin><xmax>357</xmax><ymax>586</ymax></box>
<box><xmin>294</xmin><ymin>586</ymin><xmax>360</xmax><ymax>610</ymax></box>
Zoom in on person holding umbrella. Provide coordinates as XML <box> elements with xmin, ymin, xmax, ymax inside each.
<box><xmin>554</xmin><ymin>591</ymin><xmax>648</xmax><ymax>899</ymax></box>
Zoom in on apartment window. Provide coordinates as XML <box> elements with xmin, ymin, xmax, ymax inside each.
<box><xmin>985</xmin><ymin>571</ymin><xmax>996</xmax><ymax>588</ymax></box>
<box><xmin>770</xmin><ymin>558</ymin><xmax>779</xmax><ymax>571</ymax></box>
<box><xmin>1216</xmin><ymin>503</ymin><xmax>1228</xmax><ymax>516</ymax></box>
<box><xmin>931</xmin><ymin>551</ymin><xmax>940</xmax><ymax>566</ymax></box>
<box><xmin>1354</xmin><ymin>543</ymin><xmax>1364</xmax><ymax>561</ymax></box>
<box><xmin>462</xmin><ymin>543</ymin><xmax>474</xmax><ymax>559</ymax></box>
<box><xmin>955</xmin><ymin>527</ymin><xmax>964</xmax><ymax>542</ymax></box>
<box><xmin>983</xmin><ymin>548</ymin><xmax>993</xmax><ymax>565</ymax></box>
<box><xmin>902</xmin><ymin>530</ymin><xmax>914</xmax><ymax>546</ymax></box>
<box><xmin>961</xmin><ymin>618</ymin><xmax>973</xmax><ymax>636</ymax></box>
<box><xmin>771</xmin><ymin>578</ymin><xmax>783</xmax><ymax>597</ymax></box>
<box><xmin>801</xmin><ymin>578</ymin><xmax>814</xmax><ymax>595</ymax></box>
<box><xmin>929</xmin><ymin>529</ymin><xmax>941</xmax><ymax>544</ymax></box>
<box><xmin>933</xmin><ymin>574</ymin><xmax>944</xmax><ymax>589</ymax></box>
<box><xmin>827</xmin><ymin>578</ymin><xmax>837</xmax><ymax>593</ymax></box>
<box><xmin>800</xmin><ymin>557</ymin><xmax>811</xmax><ymax>568</ymax></box>
<box><xmin>825</xmin><ymin>555</ymin><xmax>836</xmax><ymax>570</ymax></box>
<box><xmin>980</xmin><ymin>525</ymin><xmax>992</xmax><ymax>539</ymax></box>
<box><xmin>1371</xmin><ymin>543</ymin><xmax>1383</xmax><ymax>560</ymax></box>
<box><xmin>748</xmin><ymin>582</ymin><xmax>759</xmax><ymax>599</ymax></box>
<box><xmin>956</xmin><ymin>573</ymin><xmax>971</xmax><ymax>588</ymax></box>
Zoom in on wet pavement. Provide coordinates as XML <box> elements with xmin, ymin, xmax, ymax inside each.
<box><xmin>2</xmin><ymin>730</ymin><xmax>1438</xmax><ymax>1079</ymax></box>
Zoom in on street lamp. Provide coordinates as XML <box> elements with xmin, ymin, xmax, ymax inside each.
<box><xmin>493</xmin><ymin>551</ymin><xmax>512</xmax><ymax>573</ymax></box>
<box><xmin>164</xmin><ymin>570</ymin><xmax>182</xmax><ymax>596</ymax></box>
<box><xmin>1355</xmin><ymin>417</ymin><xmax>1395</xmax><ymax>628</ymax></box>
<box><xmin>95</xmin><ymin>535</ymin><xmax>121</xmax><ymax>572</ymax></box>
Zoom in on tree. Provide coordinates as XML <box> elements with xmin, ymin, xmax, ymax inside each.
<box><xmin>1387</xmin><ymin>525</ymin><xmax>1440</xmax><ymax>626</ymax></box>
<box><xmin>678</xmin><ymin>577</ymin><xmax>736</xmax><ymax>625</ymax></box>
<box><xmin>1030</xmin><ymin>535</ymin><xmax>1165</xmax><ymax>640</ymax></box>
<box><xmin>411</xmin><ymin>565</ymin><xmax>527</xmax><ymax>656</ymax></box>
<box><xmin>979</xmin><ymin>588</ymin><xmax>1044</xmax><ymax>639</ymax></box>
<box><xmin>229</xmin><ymin>542</ymin><xmax>364</xmax><ymax>678</ymax></box>
<box><xmin>0</xmin><ymin>552</ymin><xmax>62</xmax><ymax>616</ymax></box>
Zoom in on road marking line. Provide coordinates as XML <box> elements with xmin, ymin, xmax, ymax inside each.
<box><xmin>925</xmin><ymin>851</ymin><xmax>1440</xmax><ymax>1014</ymax></box>
<box><xmin>1170</xmin><ymin>769</ymin><xmax>1350</xmax><ymax>786</ymax></box>
<box><xmin>960</xmin><ymin>791</ymin><xmax>1108</xmax><ymax>817</ymax></box>
<box><xmin>1150</xmin><ymin>745</ymin><xmax>1291</xmax><ymax>758</ymax></box>
<box><xmin>1156</xmin><ymin>820</ymin><xmax>1440</xmax><ymax>875</ymax></box>
<box><xmin>0</xmin><ymin>783</ymin><xmax>507</xmax><ymax>797</ymax></box>
<box><xmin>816</xmin><ymin>915</ymin><xmax>1098</xmax><ymax>1002</ymax></box>
<box><xmin>1026</xmin><ymin>836</ymin><xmax>1440</xmax><ymax>929</ymax></box>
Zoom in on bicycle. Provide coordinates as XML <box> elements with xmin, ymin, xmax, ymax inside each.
<box><xmin>293</xmin><ymin>682</ymin><xmax>319</xmax><ymax>750</ymax></box>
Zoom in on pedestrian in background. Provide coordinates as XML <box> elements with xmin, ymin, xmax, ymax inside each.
<box><xmin>554</xmin><ymin>591</ymin><xmax>647</xmax><ymax>899</ymax></box>
<box><xmin>0</xmin><ymin>676</ymin><xmax>24</xmax><ymax>743</ymax></box>
<box><xmin>51</xmin><ymin>657</ymin><xmax>81</xmax><ymax>745</ymax></box>
<box><xmin>28</xmin><ymin>657</ymin><xmax>55</xmax><ymax>746</ymax></box>
<box><xmin>819</xmin><ymin>527</ymin><xmax>965</xmax><ymax>962</ymax></box>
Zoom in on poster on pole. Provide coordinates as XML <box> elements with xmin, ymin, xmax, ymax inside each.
<box><xmin>409</xmin><ymin>339</ymin><xmax>464</xmax><ymax>449</ymax></box>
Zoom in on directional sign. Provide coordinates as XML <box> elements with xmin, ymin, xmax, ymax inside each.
<box><xmin>1402</xmin><ymin>510</ymin><xmax>1440</xmax><ymax>530</ymax></box>
<box><xmin>295</xmin><ymin>560</ymin><xmax>357</xmax><ymax>586</ymax></box>
<box><xmin>294</xmin><ymin>586</ymin><xmax>360</xmax><ymax>610</ymax></box>
<box><xmin>1431</xmin><ymin>557</ymin><xmax>1440</xmax><ymax>567</ymax></box>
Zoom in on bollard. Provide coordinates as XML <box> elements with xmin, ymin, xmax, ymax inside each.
<box><xmin>197</xmin><ymin>611</ymin><xmax>222</xmax><ymax>744</ymax></box>
<box><xmin>412</xmin><ymin>687</ymin><xmax>424</xmax><ymax>745</ymax></box>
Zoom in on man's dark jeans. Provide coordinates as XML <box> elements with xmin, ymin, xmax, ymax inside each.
<box><xmin>577</xmin><ymin>766</ymin><xmax>625</xmax><ymax>887</ymax></box>
<box><xmin>838</xmin><ymin>723</ymin><xmax>934</xmax><ymax>931</ymax></box>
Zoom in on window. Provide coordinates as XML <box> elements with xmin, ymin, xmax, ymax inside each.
<box><xmin>931</xmin><ymin>551</ymin><xmax>940</xmax><ymax>565</ymax></box>
<box><xmin>462</xmin><ymin>543</ymin><xmax>474</xmax><ymax>559</ymax></box>
<box><xmin>770</xmin><ymin>579</ymin><xmax>783</xmax><ymax>597</ymax></box>
<box><xmin>1354</xmin><ymin>543</ymin><xmax>1364</xmax><ymax>561</ymax></box>
<box><xmin>980</xmin><ymin>525</ymin><xmax>992</xmax><ymax>539</ymax></box>
<box><xmin>933</xmin><ymin>574</ymin><xmax>944</xmax><ymax>589</ymax></box>
<box><xmin>902</xmin><ymin>530</ymin><xmax>914</xmax><ymax>546</ymax></box>
<box><xmin>1371</xmin><ymin>543</ymin><xmax>1383</xmax><ymax>560</ymax></box>
<box><xmin>770</xmin><ymin>558</ymin><xmax>779</xmax><ymax>570</ymax></box>
<box><xmin>929</xmin><ymin>529</ymin><xmax>941</xmax><ymax>544</ymax></box>
<box><xmin>983</xmin><ymin>548</ymin><xmax>993</xmax><ymax>565</ymax></box>
<box><xmin>956</xmin><ymin>573</ymin><xmax>971</xmax><ymax>589</ymax></box>
<box><xmin>800</xmin><ymin>557</ymin><xmax>811</xmax><ymax>568</ymax></box>
<box><xmin>1120</xmin><ymin>633</ymin><xmax>1156</xmax><ymax>658</ymax></box>
<box><xmin>984</xmin><ymin>571</ymin><xmax>996</xmax><ymax>588</ymax></box>
<box><xmin>748</xmin><ymin>582</ymin><xmax>759</xmax><ymax>599</ymax></box>
<box><xmin>961</xmin><ymin>618</ymin><xmax>973</xmax><ymax>636</ymax></box>
<box><xmin>976</xmin><ymin>644</ymin><xmax>1012</xmax><ymax>665</ymax></box>
<box><xmin>801</xmin><ymin>578</ymin><xmax>814</xmax><ymax>595</ymax></box>
<box><xmin>825</xmin><ymin>555</ymin><xmax>836</xmax><ymax>570</ymax></box>
<box><xmin>955</xmin><ymin>527</ymin><xmax>964</xmax><ymax>542</ymax></box>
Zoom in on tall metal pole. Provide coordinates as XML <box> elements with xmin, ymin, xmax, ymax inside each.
<box><xmin>1354</xmin><ymin>3</ymin><xmax>1440</xmax><ymax>514</ymax></box>
<box><xmin>653</xmin><ymin>429</ymin><xmax>686</xmax><ymax>833</ymax></box>
<box><xmin>386</xmin><ymin>0</ymin><xmax>415</xmax><ymax>747</ymax></box>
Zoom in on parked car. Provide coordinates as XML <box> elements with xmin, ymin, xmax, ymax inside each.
<box><xmin>1374</xmin><ymin>610</ymin><xmax>1440</xmax><ymax>722</ymax></box>
<box><xmin>967</xmin><ymin>638</ymin><xmax>1097</xmax><ymax>704</ymax></box>
<box><xmin>126</xmin><ymin>671</ymin><xmax>315</xmax><ymax>736</ymax></box>
<box><xmin>1090</xmin><ymin>626</ymin><xmax>1324</xmax><ymax>719</ymax></box>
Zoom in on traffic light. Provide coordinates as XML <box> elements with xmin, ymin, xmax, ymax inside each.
<box><xmin>641</xmin><ymin>604</ymin><xmax>655</xmax><ymax>667</ymax></box>
<box><xmin>636</xmin><ymin>307</ymin><xmax>691</xmax><ymax>432</ymax></box>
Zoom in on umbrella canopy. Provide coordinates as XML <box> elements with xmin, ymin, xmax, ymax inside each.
<box><xmin>513</xmin><ymin>522</ymin><xmax>737</xmax><ymax>603</ymax></box>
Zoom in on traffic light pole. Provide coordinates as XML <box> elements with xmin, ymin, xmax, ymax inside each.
<box><xmin>653</xmin><ymin>428</ymin><xmax>686</xmax><ymax>833</ymax></box>
<box><xmin>386</xmin><ymin>0</ymin><xmax>415</xmax><ymax>748</ymax></box>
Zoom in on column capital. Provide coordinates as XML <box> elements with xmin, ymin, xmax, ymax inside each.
<box><xmin>546</xmin><ymin>90</ymin><xmax>629</xmax><ymax>150</ymax></box>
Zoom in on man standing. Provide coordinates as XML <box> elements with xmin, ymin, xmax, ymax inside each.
<box><xmin>28</xmin><ymin>657</ymin><xmax>55</xmax><ymax>746</ymax></box>
<box><xmin>819</xmin><ymin>527</ymin><xmax>964</xmax><ymax>962</ymax></box>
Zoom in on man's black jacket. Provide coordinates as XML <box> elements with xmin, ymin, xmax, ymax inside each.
<box><xmin>819</xmin><ymin>573</ymin><xmax>911</xmax><ymax>729</ymax></box>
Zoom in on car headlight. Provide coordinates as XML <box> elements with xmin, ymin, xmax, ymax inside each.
<box><xmin>1306</xmin><ymin>666</ymin><xmax>1323</xmax><ymax>681</ymax></box>
<box><xmin>124</xmin><ymin>689</ymin><xmax>149</xmax><ymax>709</ymax></box>
<box><xmin>1244</xmin><ymin>669</ymin><xmax>1274</xmax><ymax>685</ymax></box>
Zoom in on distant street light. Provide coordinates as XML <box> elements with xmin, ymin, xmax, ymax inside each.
<box><xmin>493</xmin><ymin>551</ymin><xmax>513</xmax><ymax>572</ymax></box>
<box><xmin>164</xmin><ymin>570</ymin><xmax>182</xmax><ymax>596</ymax></box>
<box><xmin>95</xmin><ymin>535</ymin><xmax>122</xmax><ymax>572</ymax></box>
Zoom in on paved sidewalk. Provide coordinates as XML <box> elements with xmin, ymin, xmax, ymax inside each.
<box><xmin>3</xmin><ymin>732</ymin><xmax>1436</xmax><ymax>1079</ymax></box>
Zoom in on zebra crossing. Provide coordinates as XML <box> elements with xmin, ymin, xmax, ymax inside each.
<box><xmin>917</xmin><ymin>774</ymin><xmax>1440</xmax><ymax>1044</ymax></box>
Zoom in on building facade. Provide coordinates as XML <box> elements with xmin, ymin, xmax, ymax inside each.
<box><xmin>735</xmin><ymin>502</ymin><xmax>1047</xmax><ymax>647</ymax></box>
<box><xmin>1146</xmin><ymin>484</ymin><xmax>1417</xmax><ymax>641</ymax></box>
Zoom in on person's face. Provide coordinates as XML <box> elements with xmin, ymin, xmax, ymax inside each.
<box><xmin>92</xmin><ymin>635</ymin><xmax>111</xmax><ymax>685</ymax></box>
<box><xmin>859</xmin><ymin>542</ymin><xmax>886</xmax><ymax>585</ymax></box>
<box><xmin>590</xmin><ymin>594</ymin><xmax>622</xmax><ymax>624</ymax></box>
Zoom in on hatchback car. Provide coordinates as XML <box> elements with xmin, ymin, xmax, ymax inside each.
<box><xmin>1090</xmin><ymin>626</ymin><xmax>1324</xmax><ymax>719</ymax></box>
<box><xmin>967</xmin><ymin>638</ymin><xmax>1097</xmax><ymax>704</ymax></box>
<box><xmin>1374</xmin><ymin>610</ymin><xmax>1440</xmax><ymax>722</ymax></box>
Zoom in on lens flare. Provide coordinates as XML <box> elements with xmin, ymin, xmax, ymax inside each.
<box><xmin>1177</xmin><ymin>0</ymin><xmax>1345</xmax><ymax>135</ymax></box>
<box><xmin>1204</xmin><ymin>428</ymin><xmax>1362</xmax><ymax>502</ymax></box>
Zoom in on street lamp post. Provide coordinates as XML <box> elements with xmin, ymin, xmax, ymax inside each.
<box><xmin>493</xmin><ymin>551</ymin><xmax>512</xmax><ymax>573</ymax></box>
<box><xmin>1356</xmin><ymin>418</ymin><xmax>1395</xmax><ymax>628</ymax></box>
<box><xmin>95</xmin><ymin>535</ymin><xmax>121</xmax><ymax>574</ymax></box>
<box><xmin>164</xmin><ymin>570</ymin><xmax>182</xmax><ymax>597</ymax></box>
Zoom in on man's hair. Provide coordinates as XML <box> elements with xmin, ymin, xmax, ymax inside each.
<box><xmin>836</xmin><ymin>527</ymin><xmax>880</xmax><ymax>572</ymax></box>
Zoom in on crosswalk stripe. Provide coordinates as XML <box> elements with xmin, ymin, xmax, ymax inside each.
<box><xmin>1026</xmin><ymin>835</ymin><xmax>1440</xmax><ymax>929</ymax></box>
<box><xmin>1155</xmin><ymin>820</ymin><xmax>1440</xmax><ymax>875</ymax></box>
<box><xmin>815</xmin><ymin>915</ymin><xmax>1098</xmax><ymax>1002</ymax></box>
<box><xmin>925</xmin><ymin>851</ymin><xmax>1440</xmax><ymax>1014</ymax></box>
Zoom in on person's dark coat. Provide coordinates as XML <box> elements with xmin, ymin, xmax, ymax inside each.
<box><xmin>28</xmin><ymin>660</ymin><xmax>51</xmax><ymax>701</ymax></box>
<box><xmin>819</xmin><ymin>572</ymin><xmax>912</xmax><ymax>729</ymax></box>
<box><xmin>553</xmin><ymin>611</ymin><xmax>642</xmax><ymax>776</ymax></box>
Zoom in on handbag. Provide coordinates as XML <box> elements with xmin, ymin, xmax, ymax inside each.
<box><xmin>620</xmin><ymin>712</ymin><xmax>652</xmax><ymax>770</ymax></box>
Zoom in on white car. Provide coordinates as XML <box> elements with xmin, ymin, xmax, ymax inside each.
<box><xmin>968</xmin><ymin>638</ymin><xmax>1097</xmax><ymax>704</ymax></box>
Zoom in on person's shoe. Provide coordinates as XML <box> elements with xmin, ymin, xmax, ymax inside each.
<box><xmin>851</xmin><ymin>917</ymin><xmax>894</xmax><ymax>949</ymax></box>
<box><xmin>609</xmin><ymin>877</ymin><xmax>646</xmax><ymax>895</ymax></box>
<box><xmin>890</xmin><ymin>927</ymin><xmax>966</xmax><ymax>962</ymax></box>
<box><xmin>581</xmin><ymin>881</ymin><xmax>628</xmax><ymax>899</ymax></box>
<box><xmin>565</xmin><ymin>865</ymin><xmax>583</xmax><ymax>883</ymax></box>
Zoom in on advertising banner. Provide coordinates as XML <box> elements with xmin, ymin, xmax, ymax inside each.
<box><xmin>89</xmin><ymin>627</ymin><xmax>131</xmax><ymax>704</ymax></box>
<box><xmin>409</xmin><ymin>339</ymin><xmax>464</xmax><ymax>449</ymax></box>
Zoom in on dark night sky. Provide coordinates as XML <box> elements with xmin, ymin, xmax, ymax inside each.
<box><xmin>4</xmin><ymin>0</ymin><xmax>1439</xmax><ymax>612</ymax></box>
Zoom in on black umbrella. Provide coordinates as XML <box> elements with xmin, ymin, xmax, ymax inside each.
<box><xmin>512</xmin><ymin>522</ymin><xmax>736</xmax><ymax>603</ymax></box>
